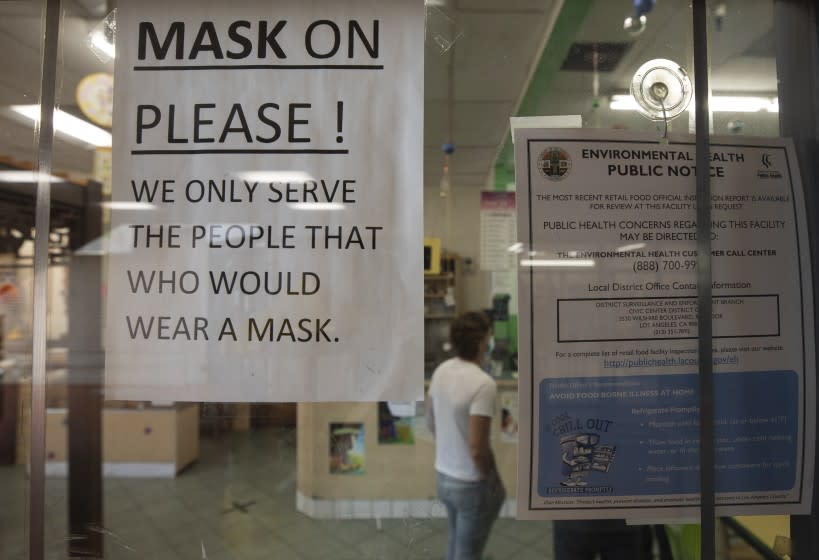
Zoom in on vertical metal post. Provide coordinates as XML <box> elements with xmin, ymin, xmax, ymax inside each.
<box><xmin>67</xmin><ymin>180</ymin><xmax>104</xmax><ymax>558</ymax></box>
<box><xmin>692</xmin><ymin>1</ymin><xmax>715</xmax><ymax>559</ymax></box>
<box><xmin>774</xmin><ymin>1</ymin><xmax>819</xmax><ymax>558</ymax></box>
<box><xmin>30</xmin><ymin>0</ymin><xmax>61</xmax><ymax>559</ymax></box>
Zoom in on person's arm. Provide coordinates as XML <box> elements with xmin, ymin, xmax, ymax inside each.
<box><xmin>425</xmin><ymin>393</ymin><xmax>435</xmax><ymax>436</ymax></box>
<box><xmin>468</xmin><ymin>414</ymin><xmax>497</xmax><ymax>479</ymax></box>
<box><xmin>468</xmin><ymin>378</ymin><xmax>498</xmax><ymax>479</ymax></box>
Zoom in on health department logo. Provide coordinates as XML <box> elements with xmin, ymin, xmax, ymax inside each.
<box><xmin>757</xmin><ymin>152</ymin><xmax>783</xmax><ymax>180</ymax></box>
<box><xmin>538</xmin><ymin>147</ymin><xmax>572</xmax><ymax>181</ymax></box>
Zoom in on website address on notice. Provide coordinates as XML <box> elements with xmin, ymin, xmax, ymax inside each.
<box><xmin>603</xmin><ymin>355</ymin><xmax>739</xmax><ymax>369</ymax></box>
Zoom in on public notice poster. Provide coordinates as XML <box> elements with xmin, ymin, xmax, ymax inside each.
<box><xmin>514</xmin><ymin>129</ymin><xmax>815</xmax><ymax>519</ymax></box>
<box><xmin>106</xmin><ymin>0</ymin><xmax>424</xmax><ymax>402</ymax></box>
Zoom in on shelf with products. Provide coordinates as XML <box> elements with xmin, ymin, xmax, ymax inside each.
<box><xmin>424</xmin><ymin>253</ymin><xmax>462</xmax><ymax>375</ymax></box>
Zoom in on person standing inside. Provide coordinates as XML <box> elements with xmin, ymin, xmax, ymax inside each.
<box><xmin>427</xmin><ymin>311</ymin><xmax>505</xmax><ymax>560</ymax></box>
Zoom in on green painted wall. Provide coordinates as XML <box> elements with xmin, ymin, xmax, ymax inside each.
<box><xmin>494</xmin><ymin>0</ymin><xmax>594</xmax><ymax>190</ymax></box>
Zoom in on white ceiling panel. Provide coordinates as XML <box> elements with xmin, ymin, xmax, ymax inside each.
<box><xmin>424</xmin><ymin>45</ymin><xmax>452</xmax><ymax>100</ymax></box>
<box><xmin>0</xmin><ymin>115</ymin><xmax>37</xmax><ymax>157</ymax></box>
<box><xmin>425</xmin><ymin>145</ymin><xmax>498</xmax><ymax>187</ymax></box>
<box><xmin>0</xmin><ymin>20</ymin><xmax>45</xmax><ymax>103</ymax></box>
<box><xmin>707</xmin><ymin>1</ymin><xmax>774</xmax><ymax>67</ymax></box>
<box><xmin>448</xmin><ymin>146</ymin><xmax>499</xmax><ymax>172</ymax></box>
<box><xmin>540</xmin><ymin>0</ymin><xmax>777</xmax><ymax>134</ymax></box>
<box><xmin>0</xmin><ymin>3</ymin><xmax>563</xmax><ymax>188</ymax></box>
<box><xmin>0</xmin><ymin>116</ymin><xmax>93</xmax><ymax>175</ymax></box>
<box><xmin>575</xmin><ymin>0</ymin><xmax>648</xmax><ymax>43</ymax></box>
<box><xmin>457</xmin><ymin>0</ymin><xmax>556</xmax><ymax>12</ymax></box>
<box><xmin>65</xmin><ymin>0</ymin><xmax>109</xmax><ymax>19</ymax></box>
<box><xmin>425</xmin><ymin>145</ymin><xmax>498</xmax><ymax>172</ymax></box>
<box><xmin>50</xmin><ymin>140</ymin><xmax>94</xmax><ymax>175</ymax></box>
<box><xmin>0</xmin><ymin>0</ymin><xmax>781</xmax><ymax>191</ymax></box>
<box><xmin>710</xmin><ymin>57</ymin><xmax>777</xmax><ymax>92</ymax></box>
<box><xmin>453</xmin><ymin>101</ymin><xmax>516</xmax><ymax>145</ymax></box>
<box><xmin>453</xmin><ymin>12</ymin><xmax>548</xmax><ymax>101</ymax></box>
<box><xmin>425</xmin><ymin>99</ymin><xmax>515</xmax><ymax>154</ymax></box>
<box><xmin>0</xmin><ymin>1</ymin><xmax>41</xmax><ymax>18</ymax></box>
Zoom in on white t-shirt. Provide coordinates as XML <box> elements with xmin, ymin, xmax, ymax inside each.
<box><xmin>428</xmin><ymin>357</ymin><xmax>497</xmax><ymax>481</ymax></box>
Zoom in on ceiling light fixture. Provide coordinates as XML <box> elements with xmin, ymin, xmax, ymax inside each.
<box><xmin>101</xmin><ymin>202</ymin><xmax>157</xmax><ymax>211</ymax></box>
<box><xmin>610</xmin><ymin>94</ymin><xmax>779</xmax><ymax>113</ymax></box>
<box><xmin>0</xmin><ymin>170</ymin><xmax>62</xmax><ymax>183</ymax></box>
<box><xmin>232</xmin><ymin>171</ymin><xmax>314</xmax><ymax>183</ymax></box>
<box><xmin>290</xmin><ymin>202</ymin><xmax>345</xmax><ymax>211</ymax></box>
<box><xmin>616</xmin><ymin>243</ymin><xmax>647</xmax><ymax>252</ymax></box>
<box><xmin>10</xmin><ymin>105</ymin><xmax>112</xmax><ymax>148</ymax></box>
<box><xmin>709</xmin><ymin>96</ymin><xmax>779</xmax><ymax>112</ymax></box>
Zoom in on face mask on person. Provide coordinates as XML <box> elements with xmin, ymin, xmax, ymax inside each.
<box><xmin>482</xmin><ymin>335</ymin><xmax>495</xmax><ymax>372</ymax></box>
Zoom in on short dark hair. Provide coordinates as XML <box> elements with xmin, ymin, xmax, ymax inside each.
<box><xmin>450</xmin><ymin>311</ymin><xmax>490</xmax><ymax>361</ymax></box>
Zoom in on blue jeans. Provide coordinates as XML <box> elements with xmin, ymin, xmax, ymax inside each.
<box><xmin>553</xmin><ymin>520</ymin><xmax>653</xmax><ymax>560</ymax></box>
<box><xmin>435</xmin><ymin>470</ymin><xmax>505</xmax><ymax>560</ymax></box>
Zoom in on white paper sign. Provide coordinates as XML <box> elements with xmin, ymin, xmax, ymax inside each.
<box><xmin>480</xmin><ymin>191</ymin><xmax>516</xmax><ymax>271</ymax></box>
<box><xmin>515</xmin><ymin>129</ymin><xmax>815</xmax><ymax>519</ymax></box>
<box><xmin>106</xmin><ymin>0</ymin><xmax>424</xmax><ymax>402</ymax></box>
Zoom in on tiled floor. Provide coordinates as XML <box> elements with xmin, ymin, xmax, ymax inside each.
<box><xmin>1</xmin><ymin>429</ymin><xmax>555</xmax><ymax>559</ymax></box>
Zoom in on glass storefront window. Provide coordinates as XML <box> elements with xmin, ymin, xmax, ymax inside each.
<box><xmin>1</xmin><ymin>0</ymin><xmax>48</xmax><ymax>558</ymax></box>
<box><xmin>0</xmin><ymin>0</ymin><xmax>816</xmax><ymax>559</ymax></box>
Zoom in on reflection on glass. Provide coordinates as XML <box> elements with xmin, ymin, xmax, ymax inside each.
<box><xmin>0</xmin><ymin>0</ymin><xmax>805</xmax><ymax>558</ymax></box>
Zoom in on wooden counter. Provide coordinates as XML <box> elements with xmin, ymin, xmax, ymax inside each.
<box><xmin>296</xmin><ymin>387</ymin><xmax>520</xmax><ymax>518</ymax></box>
<box><xmin>15</xmin><ymin>379</ymin><xmax>199</xmax><ymax>477</ymax></box>
<box><xmin>38</xmin><ymin>404</ymin><xmax>200</xmax><ymax>477</ymax></box>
